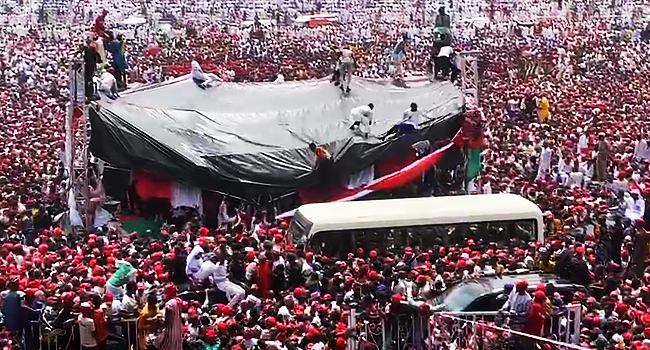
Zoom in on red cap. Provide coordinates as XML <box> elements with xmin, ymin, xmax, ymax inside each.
<box><xmin>199</xmin><ymin>227</ymin><xmax>210</xmax><ymax>236</ymax></box>
<box><xmin>164</xmin><ymin>283</ymin><xmax>177</xmax><ymax>299</ymax></box>
<box><xmin>294</xmin><ymin>287</ymin><xmax>306</xmax><ymax>298</ymax></box>
<box><xmin>38</xmin><ymin>244</ymin><xmax>49</xmax><ymax>254</ymax></box>
<box><xmin>391</xmin><ymin>294</ymin><xmax>402</xmax><ymax>304</ymax></box>
<box><xmin>642</xmin><ymin>313</ymin><xmax>650</xmax><ymax>325</ymax></box>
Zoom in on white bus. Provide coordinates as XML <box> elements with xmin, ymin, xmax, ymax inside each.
<box><xmin>290</xmin><ymin>194</ymin><xmax>544</xmax><ymax>257</ymax></box>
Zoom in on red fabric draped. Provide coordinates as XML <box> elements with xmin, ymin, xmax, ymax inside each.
<box><xmin>257</xmin><ymin>260</ymin><xmax>272</xmax><ymax>299</ymax></box>
<box><xmin>133</xmin><ymin>169</ymin><xmax>172</xmax><ymax>201</ymax></box>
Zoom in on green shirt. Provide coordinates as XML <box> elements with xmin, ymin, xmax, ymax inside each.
<box><xmin>107</xmin><ymin>261</ymin><xmax>135</xmax><ymax>287</ymax></box>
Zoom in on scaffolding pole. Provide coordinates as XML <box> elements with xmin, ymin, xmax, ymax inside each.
<box><xmin>458</xmin><ymin>50</ymin><xmax>481</xmax><ymax>108</ymax></box>
<box><xmin>66</xmin><ymin>60</ymin><xmax>91</xmax><ymax>230</ymax></box>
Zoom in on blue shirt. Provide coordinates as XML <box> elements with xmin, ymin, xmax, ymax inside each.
<box><xmin>1</xmin><ymin>291</ymin><xmax>25</xmax><ymax>331</ymax></box>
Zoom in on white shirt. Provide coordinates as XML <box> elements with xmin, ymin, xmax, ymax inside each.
<box><xmin>78</xmin><ymin>316</ymin><xmax>97</xmax><ymax>347</ymax></box>
<box><xmin>501</xmin><ymin>290</ymin><xmax>532</xmax><ymax>316</ymax></box>
<box><xmin>341</xmin><ymin>49</ymin><xmax>354</xmax><ymax>64</ymax></box>
<box><xmin>635</xmin><ymin>139</ymin><xmax>647</xmax><ymax>160</ymax></box>
<box><xmin>274</xmin><ymin>73</ymin><xmax>284</xmax><ymax>83</ymax></box>
<box><xmin>402</xmin><ymin>108</ymin><xmax>420</xmax><ymax>126</ymax></box>
<box><xmin>483</xmin><ymin>182</ymin><xmax>492</xmax><ymax>194</ymax></box>
<box><xmin>624</xmin><ymin>194</ymin><xmax>645</xmax><ymax>221</ymax></box>
<box><xmin>539</xmin><ymin>147</ymin><xmax>552</xmax><ymax>169</ymax></box>
<box><xmin>568</xmin><ymin>171</ymin><xmax>585</xmax><ymax>188</ymax></box>
<box><xmin>194</xmin><ymin>260</ymin><xmax>228</xmax><ymax>285</ymax></box>
<box><xmin>120</xmin><ymin>294</ymin><xmax>138</xmax><ymax>314</ymax></box>
<box><xmin>185</xmin><ymin>245</ymin><xmax>204</xmax><ymax>277</ymax></box>
<box><xmin>350</xmin><ymin>105</ymin><xmax>373</xmax><ymax>124</ymax></box>
<box><xmin>193</xmin><ymin>260</ymin><xmax>217</xmax><ymax>284</ymax></box>
<box><xmin>191</xmin><ymin>60</ymin><xmax>207</xmax><ymax>80</ymax></box>
<box><xmin>578</xmin><ymin>134</ymin><xmax>589</xmax><ymax>151</ymax></box>
<box><xmin>99</xmin><ymin>71</ymin><xmax>116</xmax><ymax>92</ymax></box>
<box><xmin>438</xmin><ymin>46</ymin><xmax>453</xmax><ymax>57</ymax></box>
<box><xmin>245</xmin><ymin>260</ymin><xmax>258</xmax><ymax>281</ymax></box>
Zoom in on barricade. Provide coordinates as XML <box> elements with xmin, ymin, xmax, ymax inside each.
<box><xmin>19</xmin><ymin>318</ymin><xmax>139</xmax><ymax>350</ymax></box>
<box><xmin>430</xmin><ymin>313</ymin><xmax>589</xmax><ymax>350</ymax></box>
<box><xmin>347</xmin><ymin>304</ymin><xmax>582</xmax><ymax>350</ymax></box>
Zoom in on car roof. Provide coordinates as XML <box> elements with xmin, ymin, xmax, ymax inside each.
<box><xmin>435</xmin><ymin>273</ymin><xmax>576</xmax><ymax>311</ymax></box>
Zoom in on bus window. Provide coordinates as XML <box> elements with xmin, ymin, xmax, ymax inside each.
<box><xmin>312</xmin><ymin>231</ymin><xmax>353</xmax><ymax>257</ymax></box>
<box><xmin>353</xmin><ymin>229</ymin><xmax>383</xmax><ymax>253</ymax></box>
<box><xmin>308</xmin><ymin>219</ymin><xmax>538</xmax><ymax>258</ymax></box>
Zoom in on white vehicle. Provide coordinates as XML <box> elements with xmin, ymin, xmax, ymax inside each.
<box><xmin>290</xmin><ymin>194</ymin><xmax>544</xmax><ymax>256</ymax></box>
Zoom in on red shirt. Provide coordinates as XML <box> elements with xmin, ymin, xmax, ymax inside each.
<box><xmin>521</xmin><ymin>302</ymin><xmax>546</xmax><ymax>336</ymax></box>
<box><xmin>94</xmin><ymin>309</ymin><xmax>109</xmax><ymax>342</ymax></box>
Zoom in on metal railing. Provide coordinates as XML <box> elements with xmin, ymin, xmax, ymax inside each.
<box><xmin>430</xmin><ymin>313</ymin><xmax>589</xmax><ymax>350</ymax></box>
<box><xmin>347</xmin><ymin>303</ymin><xmax>582</xmax><ymax>350</ymax></box>
<box><xmin>19</xmin><ymin>318</ymin><xmax>139</xmax><ymax>350</ymax></box>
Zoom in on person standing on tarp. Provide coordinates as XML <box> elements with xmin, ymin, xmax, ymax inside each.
<box><xmin>349</xmin><ymin>103</ymin><xmax>374</xmax><ymax>138</ymax></box>
<box><xmin>339</xmin><ymin>47</ymin><xmax>355</xmax><ymax>93</ymax></box>
<box><xmin>105</xmin><ymin>32</ymin><xmax>128</xmax><ymax>90</ymax></box>
<box><xmin>392</xmin><ymin>34</ymin><xmax>408</xmax><ymax>80</ymax></box>
<box><xmin>80</xmin><ymin>37</ymin><xmax>101</xmax><ymax>100</ymax></box>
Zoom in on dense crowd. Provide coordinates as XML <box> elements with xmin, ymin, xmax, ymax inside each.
<box><xmin>3</xmin><ymin>0</ymin><xmax>650</xmax><ymax>349</ymax></box>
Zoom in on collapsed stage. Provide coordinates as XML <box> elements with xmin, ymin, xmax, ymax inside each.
<box><xmin>89</xmin><ymin>75</ymin><xmax>464</xmax><ymax>199</ymax></box>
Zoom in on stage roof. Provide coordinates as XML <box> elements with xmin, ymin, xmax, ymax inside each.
<box><xmin>90</xmin><ymin>76</ymin><xmax>464</xmax><ymax>197</ymax></box>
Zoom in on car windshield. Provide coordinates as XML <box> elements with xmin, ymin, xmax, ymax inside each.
<box><xmin>434</xmin><ymin>280</ymin><xmax>492</xmax><ymax>311</ymax></box>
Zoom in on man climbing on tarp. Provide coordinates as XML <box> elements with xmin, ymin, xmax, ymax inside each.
<box><xmin>191</xmin><ymin>60</ymin><xmax>215</xmax><ymax>89</ymax></box>
<box><xmin>349</xmin><ymin>103</ymin><xmax>374</xmax><ymax>138</ymax></box>
<box><xmin>309</xmin><ymin>142</ymin><xmax>338</xmax><ymax>190</ymax></box>
<box><xmin>380</xmin><ymin>102</ymin><xmax>421</xmax><ymax>140</ymax></box>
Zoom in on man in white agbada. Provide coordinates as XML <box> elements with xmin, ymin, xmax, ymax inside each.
<box><xmin>193</xmin><ymin>252</ymin><xmax>245</xmax><ymax>308</ymax></box>
<box><xmin>536</xmin><ymin>142</ymin><xmax>552</xmax><ymax>180</ymax></box>
<box><xmin>634</xmin><ymin>134</ymin><xmax>648</xmax><ymax>161</ymax></box>
<box><xmin>186</xmin><ymin>239</ymin><xmax>207</xmax><ymax>282</ymax></box>
<box><xmin>349</xmin><ymin>103</ymin><xmax>374</xmax><ymax>138</ymax></box>
<box><xmin>274</xmin><ymin>72</ymin><xmax>284</xmax><ymax>83</ymax></box>
<box><xmin>191</xmin><ymin>60</ymin><xmax>214</xmax><ymax>89</ymax></box>
<box><xmin>624</xmin><ymin>189</ymin><xmax>645</xmax><ymax>222</ymax></box>
<box><xmin>500</xmin><ymin>280</ymin><xmax>532</xmax><ymax>330</ymax></box>
<box><xmin>577</xmin><ymin>127</ymin><xmax>589</xmax><ymax>154</ymax></box>
<box><xmin>93</xmin><ymin>69</ymin><xmax>119</xmax><ymax>99</ymax></box>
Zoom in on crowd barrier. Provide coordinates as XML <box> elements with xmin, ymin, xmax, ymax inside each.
<box><xmin>347</xmin><ymin>303</ymin><xmax>582</xmax><ymax>350</ymax></box>
<box><xmin>20</xmin><ymin>304</ymin><xmax>579</xmax><ymax>350</ymax></box>
<box><xmin>431</xmin><ymin>313</ymin><xmax>589</xmax><ymax>350</ymax></box>
<box><xmin>22</xmin><ymin>318</ymin><xmax>139</xmax><ymax>350</ymax></box>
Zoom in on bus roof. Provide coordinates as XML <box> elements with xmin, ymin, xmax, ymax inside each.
<box><xmin>296</xmin><ymin>194</ymin><xmax>543</xmax><ymax>239</ymax></box>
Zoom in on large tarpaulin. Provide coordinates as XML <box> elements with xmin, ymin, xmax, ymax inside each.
<box><xmin>89</xmin><ymin>76</ymin><xmax>464</xmax><ymax>198</ymax></box>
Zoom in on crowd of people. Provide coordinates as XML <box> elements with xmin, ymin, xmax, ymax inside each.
<box><xmin>3</xmin><ymin>0</ymin><xmax>650</xmax><ymax>349</ymax></box>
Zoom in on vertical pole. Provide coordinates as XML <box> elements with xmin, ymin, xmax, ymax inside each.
<box><xmin>348</xmin><ymin>309</ymin><xmax>356</xmax><ymax>350</ymax></box>
<box><xmin>382</xmin><ymin>317</ymin><xmax>387</xmax><ymax>350</ymax></box>
<box><xmin>82</xmin><ymin>101</ymin><xmax>90</xmax><ymax>229</ymax></box>
<box><xmin>64</xmin><ymin>63</ymin><xmax>75</xmax><ymax>233</ymax></box>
